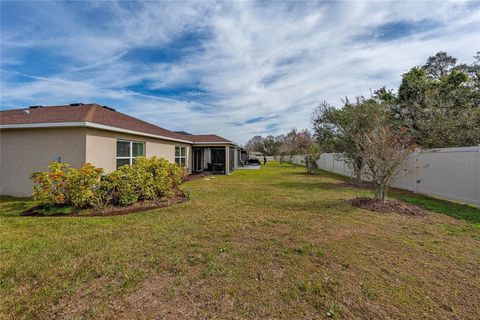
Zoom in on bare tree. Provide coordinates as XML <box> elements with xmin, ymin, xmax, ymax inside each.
<box><xmin>356</xmin><ymin>117</ymin><xmax>414</xmax><ymax>202</ymax></box>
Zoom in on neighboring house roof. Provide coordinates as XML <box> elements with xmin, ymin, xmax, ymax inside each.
<box><xmin>174</xmin><ymin>130</ymin><xmax>192</xmax><ymax>135</ymax></box>
<box><xmin>0</xmin><ymin>103</ymin><xmax>237</xmax><ymax>145</ymax></box>
<box><xmin>183</xmin><ymin>134</ymin><xmax>235</xmax><ymax>144</ymax></box>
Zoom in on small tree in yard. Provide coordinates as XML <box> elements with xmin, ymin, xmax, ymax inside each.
<box><xmin>356</xmin><ymin>116</ymin><xmax>414</xmax><ymax>202</ymax></box>
<box><xmin>282</xmin><ymin>129</ymin><xmax>322</xmax><ymax>173</ymax></box>
<box><xmin>304</xmin><ymin>143</ymin><xmax>322</xmax><ymax>174</ymax></box>
<box><xmin>312</xmin><ymin>98</ymin><xmax>386</xmax><ymax>184</ymax></box>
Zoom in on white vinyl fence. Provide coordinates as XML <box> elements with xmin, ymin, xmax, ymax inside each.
<box><xmin>285</xmin><ymin>146</ymin><xmax>480</xmax><ymax>207</ymax></box>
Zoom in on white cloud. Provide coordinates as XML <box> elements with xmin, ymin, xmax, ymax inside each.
<box><xmin>1</xmin><ymin>0</ymin><xmax>479</xmax><ymax>144</ymax></box>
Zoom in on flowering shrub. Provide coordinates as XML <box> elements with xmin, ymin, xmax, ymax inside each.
<box><xmin>31</xmin><ymin>162</ymin><xmax>69</xmax><ymax>206</ymax></box>
<box><xmin>31</xmin><ymin>157</ymin><xmax>186</xmax><ymax>210</ymax></box>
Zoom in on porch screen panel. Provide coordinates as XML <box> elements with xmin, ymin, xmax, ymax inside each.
<box><xmin>204</xmin><ymin>148</ymin><xmax>211</xmax><ymax>169</ymax></box>
<box><xmin>229</xmin><ymin>147</ymin><xmax>234</xmax><ymax>172</ymax></box>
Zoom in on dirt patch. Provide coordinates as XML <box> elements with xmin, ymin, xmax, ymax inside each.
<box><xmin>349</xmin><ymin>197</ymin><xmax>428</xmax><ymax>216</ymax></box>
<box><xmin>21</xmin><ymin>189</ymin><xmax>188</xmax><ymax>217</ymax></box>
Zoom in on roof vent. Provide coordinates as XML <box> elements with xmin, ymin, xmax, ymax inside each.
<box><xmin>28</xmin><ymin>105</ymin><xmax>43</xmax><ymax>109</ymax></box>
<box><xmin>102</xmin><ymin>105</ymin><xmax>116</xmax><ymax>112</ymax></box>
<box><xmin>23</xmin><ymin>109</ymin><xmax>31</xmax><ymax>114</ymax></box>
<box><xmin>69</xmin><ymin>103</ymin><xmax>84</xmax><ymax>106</ymax></box>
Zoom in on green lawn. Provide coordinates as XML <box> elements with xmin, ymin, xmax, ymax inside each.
<box><xmin>1</xmin><ymin>162</ymin><xmax>479</xmax><ymax>319</ymax></box>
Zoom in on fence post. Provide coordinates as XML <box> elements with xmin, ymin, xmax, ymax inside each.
<box><xmin>414</xmin><ymin>148</ymin><xmax>420</xmax><ymax>194</ymax></box>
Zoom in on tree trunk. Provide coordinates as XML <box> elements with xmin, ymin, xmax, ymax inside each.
<box><xmin>355</xmin><ymin>170</ymin><xmax>362</xmax><ymax>185</ymax></box>
<box><xmin>374</xmin><ymin>183</ymin><xmax>387</xmax><ymax>202</ymax></box>
<box><xmin>354</xmin><ymin>157</ymin><xmax>363</xmax><ymax>185</ymax></box>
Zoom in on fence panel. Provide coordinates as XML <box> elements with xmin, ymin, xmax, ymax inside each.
<box><xmin>416</xmin><ymin>147</ymin><xmax>479</xmax><ymax>206</ymax></box>
<box><xmin>391</xmin><ymin>152</ymin><xmax>417</xmax><ymax>192</ymax></box>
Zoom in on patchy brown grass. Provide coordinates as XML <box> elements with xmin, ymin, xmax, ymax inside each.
<box><xmin>1</xmin><ymin>162</ymin><xmax>479</xmax><ymax>319</ymax></box>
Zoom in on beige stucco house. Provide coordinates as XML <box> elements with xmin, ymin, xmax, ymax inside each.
<box><xmin>0</xmin><ymin>103</ymin><xmax>240</xmax><ymax>196</ymax></box>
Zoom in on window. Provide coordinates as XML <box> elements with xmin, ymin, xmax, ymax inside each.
<box><xmin>116</xmin><ymin>140</ymin><xmax>145</xmax><ymax>168</ymax></box>
<box><xmin>175</xmin><ymin>146</ymin><xmax>186</xmax><ymax>167</ymax></box>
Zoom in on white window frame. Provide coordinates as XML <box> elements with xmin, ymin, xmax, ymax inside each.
<box><xmin>116</xmin><ymin>139</ymin><xmax>145</xmax><ymax>168</ymax></box>
<box><xmin>175</xmin><ymin>145</ymin><xmax>187</xmax><ymax>167</ymax></box>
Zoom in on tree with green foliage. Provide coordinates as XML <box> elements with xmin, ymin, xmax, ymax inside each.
<box><xmin>393</xmin><ymin>51</ymin><xmax>480</xmax><ymax>148</ymax></box>
<box><xmin>279</xmin><ymin>129</ymin><xmax>321</xmax><ymax>173</ymax></box>
<box><xmin>423</xmin><ymin>51</ymin><xmax>457</xmax><ymax>80</ymax></box>
<box><xmin>312</xmin><ymin>97</ymin><xmax>387</xmax><ymax>183</ymax></box>
<box><xmin>244</xmin><ymin>135</ymin><xmax>283</xmax><ymax>157</ymax></box>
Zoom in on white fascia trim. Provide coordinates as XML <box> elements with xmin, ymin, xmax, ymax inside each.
<box><xmin>85</xmin><ymin>122</ymin><xmax>193</xmax><ymax>143</ymax></box>
<box><xmin>0</xmin><ymin>122</ymin><xmax>86</xmax><ymax>129</ymax></box>
<box><xmin>0</xmin><ymin>121</ymin><xmax>194</xmax><ymax>144</ymax></box>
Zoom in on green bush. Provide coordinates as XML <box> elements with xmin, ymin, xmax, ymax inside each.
<box><xmin>65</xmin><ymin>163</ymin><xmax>104</xmax><ymax>208</ymax></box>
<box><xmin>134</xmin><ymin>156</ymin><xmax>186</xmax><ymax>198</ymax></box>
<box><xmin>31</xmin><ymin>157</ymin><xmax>187</xmax><ymax>210</ymax></box>
<box><xmin>107</xmin><ymin>165</ymin><xmax>141</xmax><ymax>206</ymax></box>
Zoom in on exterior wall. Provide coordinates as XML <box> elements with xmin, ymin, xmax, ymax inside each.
<box><xmin>85</xmin><ymin>128</ymin><xmax>191</xmax><ymax>173</ymax></box>
<box><xmin>0</xmin><ymin>128</ymin><xmax>87</xmax><ymax>196</ymax></box>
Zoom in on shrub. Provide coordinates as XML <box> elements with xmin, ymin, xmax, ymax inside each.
<box><xmin>90</xmin><ymin>177</ymin><xmax>115</xmax><ymax>211</ymax></box>
<box><xmin>133</xmin><ymin>156</ymin><xmax>186</xmax><ymax>198</ymax></box>
<box><xmin>106</xmin><ymin>166</ymin><xmax>141</xmax><ymax>206</ymax></box>
<box><xmin>65</xmin><ymin>163</ymin><xmax>104</xmax><ymax>208</ymax></box>
<box><xmin>102</xmin><ymin>157</ymin><xmax>186</xmax><ymax>206</ymax></box>
<box><xmin>31</xmin><ymin>157</ymin><xmax>186</xmax><ymax>209</ymax></box>
<box><xmin>31</xmin><ymin>162</ymin><xmax>69</xmax><ymax>206</ymax></box>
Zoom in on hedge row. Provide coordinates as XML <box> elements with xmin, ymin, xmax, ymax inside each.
<box><xmin>31</xmin><ymin>157</ymin><xmax>186</xmax><ymax>210</ymax></box>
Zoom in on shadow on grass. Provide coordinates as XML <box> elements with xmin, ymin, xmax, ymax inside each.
<box><xmin>287</xmin><ymin>169</ymin><xmax>352</xmax><ymax>181</ymax></box>
<box><xmin>0</xmin><ymin>196</ymin><xmax>35</xmax><ymax>217</ymax></box>
<box><xmin>269</xmin><ymin>198</ymin><xmax>352</xmax><ymax>213</ymax></box>
<box><xmin>265</xmin><ymin>165</ymin><xmax>297</xmax><ymax>168</ymax></box>
<box><xmin>392</xmin><ymin>193</ymin><xmax>480</xmax><ymax>225</ymax></box>
<box><xmin>275</xmin><ymin>181</ymin><xmax>345</xmax><ymax>191</ymax></box>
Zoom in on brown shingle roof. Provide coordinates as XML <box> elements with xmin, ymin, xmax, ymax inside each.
<box><xmin>185</xmin><ymin>134</ymin><xmax>234</xmax><ymax>143</ymax></box>
<box><xmin>0</xmin><ymin>104</ymin><xmax>192</xmax><ymax>142</ymax></box>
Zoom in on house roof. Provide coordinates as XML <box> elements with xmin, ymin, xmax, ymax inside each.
<box><xmin>183</xmin><ymin>134</ymin><xmax>234</xmax><ymax>144</ymax></box>
<box><xmin>0</xmin><ymin>103</ymin><xmax>236</xmax><ymax>145</ymax></box>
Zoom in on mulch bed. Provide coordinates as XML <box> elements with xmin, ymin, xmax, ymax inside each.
<box><xmin>349</xmin><ymin>197</ymin><xmax>428</xmax><ymax>216</ymax></box>
<box><xmin>22</xmin><ymin>189</ymin><xmax>188</xmax><ymax>217</ymax></box>
<box><xmin>22</xmin><ymin>205</ymin><xmax>71</xmax><ymax>217</ymax></box>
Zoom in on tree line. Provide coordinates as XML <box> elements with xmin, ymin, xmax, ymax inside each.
<box><xmin>244</xmin><ymin>51</ymin><xmax>480</xmax><ymax>202</ymax></box>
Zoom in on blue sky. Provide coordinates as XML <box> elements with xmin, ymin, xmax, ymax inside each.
<box><xmin>1</xmin><ymin>1</ymin><xmax>479</xmax><ymax>143</ymax></box>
